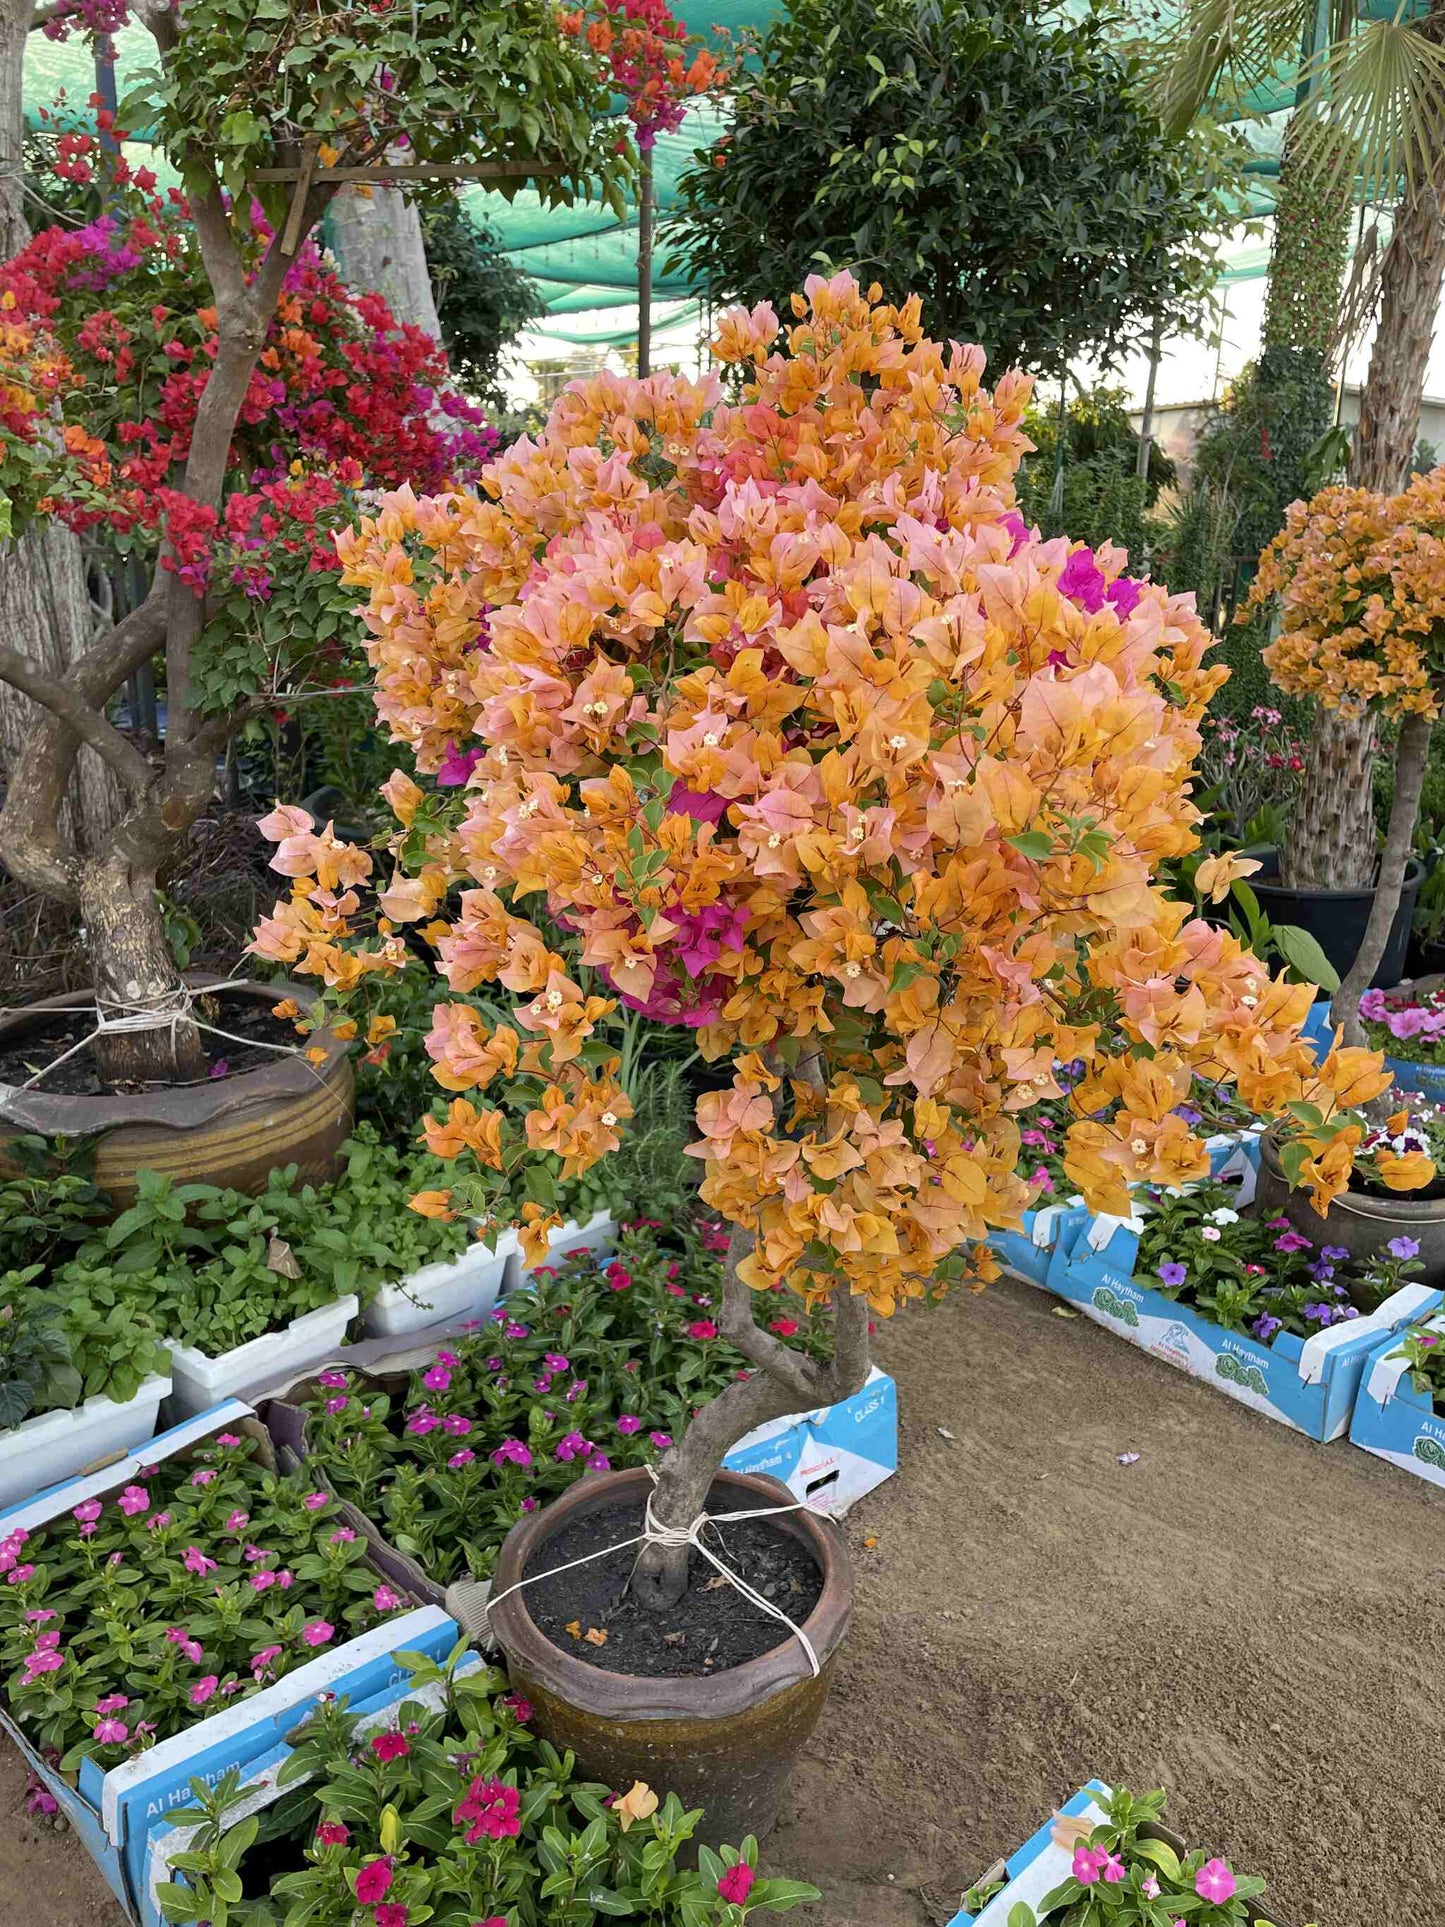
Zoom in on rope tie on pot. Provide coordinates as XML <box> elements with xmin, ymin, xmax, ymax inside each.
<box><xmin>483</xmin><ymin>1469</ymin><xmax>823</xmax><ymax>1677</ymax></box>
<box><xmin>3</xmin><ymin>972</ymin><xmax>333</xmax><ymax>1093</ymax></box>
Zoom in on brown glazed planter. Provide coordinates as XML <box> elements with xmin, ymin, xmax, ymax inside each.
<box><xmin>1254</xmin><ymin>1128</ymin><xmax>1445</xmax><ymax>1286</ymax></box>
<box><xmin>488</xmin><ymin>1466</ymin><xmax>853</xmax><ymax>1847</ymax></box>
<box><xmin>0</xmin><ymin>977</ymin><xmax>354</xmax><ymax>1204</ymax></box>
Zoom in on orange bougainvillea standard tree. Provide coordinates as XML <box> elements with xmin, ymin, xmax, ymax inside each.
<box><xmin>253</xmin><ymin>276</ymin><xmax>1408</xmax><ymax>1604</ymax></box>
<box><xmin>1245</xmin><ymin>471</ymin><xmax>1445</xmax><ymax>1052</ymax></box>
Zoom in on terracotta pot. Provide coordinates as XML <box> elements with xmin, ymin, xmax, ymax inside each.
<box><xmin>0</xmin><ymin>977</ymin><xmax>353</xmax><ymax>1204</ymax></box>
<box><xmin>1254</xmin><ymin>1128</ymin><xmax>1445</xmax><ymax>1286</ymax></box>
<box><xmin>488</xmin><ymin>1466</ymin><xmax>852</xmax><ymax>1847</ymax></box>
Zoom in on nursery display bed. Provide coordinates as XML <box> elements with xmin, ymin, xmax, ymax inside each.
<box><xmin>10</xmin><ymin>1270</ymin><xmax>1445</xmax><ymax>1927</ymax></box>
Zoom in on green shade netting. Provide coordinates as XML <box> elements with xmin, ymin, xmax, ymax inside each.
<box><xmin>18</xmin><ymin>0</ymin><xmax>1397</xmax><ymax>339</ymax></box>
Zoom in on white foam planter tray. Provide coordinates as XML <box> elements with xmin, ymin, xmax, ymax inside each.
<box><xmin>166</xmin><ymin>1298</ymin><xmax>359</xmax><ymax>1416</ymax></box>
<box><xmin>0</xmin><ymin>1374</ymin><xmax>171</xmax><ymax>1512</ymax></box>
<box><xmin>523</xmin><ymin>1209</ymin><xmax>616</xmax><ymax>1273</ymax></box>
<box><xmin>363</xmin><ymin>1230</ymin><xmax>522</xmax><ymax>1338</ymax></box>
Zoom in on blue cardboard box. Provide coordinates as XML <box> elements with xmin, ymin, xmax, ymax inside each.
<box><xmin>723</xmin><ymin>1367</ymin><xmax>897</xmax><ymax>1515</ymax></box>
<box><xmin>0</xmin><ymin>1399</ymin><xmax>460</xmax><ymax>1921</ymax></box>
<box><xmin>947</xmin><ymin>1783</ymin><xmax>1111</xmax><ymax>1924</ymax></box>
<box><xmin>1349</xmin><ymin>1299</ymin><xmax>1445</xmax><ymax>1486</ymax></box>
<box><xmin>989</xmin><ymin>1202</ymin><xmax>1090</xmax><ymax>1288</ymax></box>
<box><xmin>1051</xmin><ymin>1211</ymin><xmax>1438</xmax><ymax>1440</ymax></box>
<box><xmin>1382</xmin><ymin>1054</ymin><xmax>1445</xmax><ymax>1102</ymax></box>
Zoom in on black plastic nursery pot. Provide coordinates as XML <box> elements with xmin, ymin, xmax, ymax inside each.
<box><xmin>1254</xmin><ymin>1129</ymin><xmax>1445</xmax><ymax>1286</ymax></box>
<box><xmin>487</xmin><ymin>1466</ymin><xmax>853</xmax><ymax>1848</ymax></box>
<box><xmin>1250</xmin><ymin>849</ymin><xmax>1422</xmax><ymax>993</ymax></box>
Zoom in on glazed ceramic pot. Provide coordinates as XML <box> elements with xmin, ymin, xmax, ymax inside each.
<box><xmin>488</xmin><ymin>1466</ymin><xmax>853</xmax><ymax>1846</ymax></box>
<box><xmin>0</xmin><ymin>977</ymin><xmax>353</xmax><ymax>1204</ymax></box>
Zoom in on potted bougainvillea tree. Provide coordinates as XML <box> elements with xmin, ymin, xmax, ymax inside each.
<box><xmin>1242</xmin><ymin>473</ymin><xmax>1445</xmax><ymax>1269</ymax></box>
<box><xmin>0</xmin><ymin>0</ymin><xmax>628</xmax><ymax>1193</ymax></box>
<box><xmin>251</xmin><ymin>276</ymin><xmax>1406</xmax><ymax>1838</ymax></box>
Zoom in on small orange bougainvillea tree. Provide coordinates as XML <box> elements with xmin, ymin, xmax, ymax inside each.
<box><xmin>1245</xmin><ymin>472</ymin><xmax>1445</xmax><ymax>1055</ymax></box>
<box><xmin>252</xmin><ymin>276</ymin><xmax>1409</xmax><ymax>1604</ymax></box>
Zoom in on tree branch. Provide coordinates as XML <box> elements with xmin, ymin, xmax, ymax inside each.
<box><xmin>0</xmin><ymin>645</ymin><xmax>153</xmax><ymax>795</ymax></box>
<box><xmin>1335</xmin><ymin>711</ymin><xmax>1433</xmax><ymax>1051</ymax></box>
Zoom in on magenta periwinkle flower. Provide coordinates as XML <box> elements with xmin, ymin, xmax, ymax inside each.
<box><xmin>448</xmin><ymin>1449</ymin><xmax>476</xmax><ymax>1468</ymax></box>
<box><xmin>182</xmin><ymin>1546</ymin><xmax>216</xmax><ymax>1576</ymax></box>
<box><xmin>303</xmin><ymin>1491</ymin><xmax>328</xmax><ymax>1511</ymax></box>
<box><xmin>302</xmin><ymin>1621</ymin><xmax>333</xmax><ymax>1647</ymax></box>
<box><xmin>1196</xmin><ymin>1859</ymin><xmax>1236</xmax><ymax>1903</ymax></box>
<box><xmin>371</xmin><ymin>1732</ymin><xmax>409</xmax><ymax>1763</ymax></box>
<box><xmin>374</xmin><ymin>1585</ymin><xmax>404</xmax><ymax>1613</ymax></box>
<box><xmin>93</xmin><ymin>1718</ymin><xmax>128</xmax><ymax>1745</ymax></box>
<box><xmin>189</xmin><ymin>1676</ymin><xmax>218</xmax><ymax>1706</ymax></box>
<box><xmin>324</xmin><ymin>1396</ymin><xmax>348</xmax><ymax>1415</ymax></box>
<box><xmin>314</xmin><ymin>1821</ymin><xmax>349</xmax><ymax>1847</ymax></box>
<box><xmin>717</xmin><ymin>1864</ymin><xmax>756</xmax><ymax>1906</ymax></box>
<box><xmin>423</xmin><ymin>1364</ymin><xmax>452</xmax><ymax>1392</ymax></box>
<box><xmin>189</xmin><ymin>1468</ymin><xmax>216</xmax><ymax>1487</ymax></box>
<box><xmin>317</xmin><ymin>1370</ymin><xmax>348</xmax><ymax>1389</ymax></box>
<box><xmin>94</xmin><ymin>1693</ymin><xmax>127</xmax><ymax>1714</ymax></box>
<box><xmin>1072</xmin><ymin>1846</ymin><xmax>1106</xmax><ymax>1886</ymax></box>
<box><xmin>616</xmin><ymin>1415</ymin><xmax>642</xmax><ymax>1435</ymax></box>
<box><xmin>72</xmin><ymin>1500</ymin><xmax>102</xmax><ymax>1535</ymax></box>
<box><xmin>491</xmin><ymin>1439</ymin><xmax>532</xmax><ymax>1468</ymax></box>
<box><xmin>1101</xmin><ymin>1852</ymin><xmax>1125</xmax><ymax>1884</ymax></box>
<box><xmin>117</xmin><ymin>1485</ymin><xmax>149</xmax><ymax>1516</ymax></box>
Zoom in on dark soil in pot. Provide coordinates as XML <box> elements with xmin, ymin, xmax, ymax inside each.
<box><xmin>524</xmin><ymin>1491</ymin><xmax>824</xmax><ymax>1677</ymax></box>
<box><xmin>0</xmin><ymin>991</ymin><xmax>298</xmax><ymax>1097</ymax></box>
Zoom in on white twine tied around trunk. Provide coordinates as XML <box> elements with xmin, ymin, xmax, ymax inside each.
<box><xmin>484</xmin><ymin>1470</ymin><xmax>822</xmax><ymax>1676</ymax></box>
<box><xmin>6</xmin><ymin>972</ymin><xmax>320</xmax><ymax>1092</ymax></box>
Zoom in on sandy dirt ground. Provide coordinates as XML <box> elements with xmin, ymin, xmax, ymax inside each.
<box><xmin>5</xmin><ymin>1270</ymin><xmax>1441</xmax><ymax>1926</ymax></box>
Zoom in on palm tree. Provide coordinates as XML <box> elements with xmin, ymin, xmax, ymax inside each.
<box><xmin>1153</xmin><ymin>0</ymin><xmax>1445</xmax><ymax>895</ymax></box>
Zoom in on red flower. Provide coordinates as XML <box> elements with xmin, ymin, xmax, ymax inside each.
<box><xmin>768</xmin><ymin>1317</ymin><xmax>799</xmax><ymax>1337</ymax></box>
<box><xmin>354</xmin><ymin>1859</ymin><xmax>393</xmax><ymax>1904</ymax></box>
<box><xmin>375</xmin><ymin>1907</ymin><xmax>409</xmax><ymax>1927</ymax></box>
<box><xmin>453</xmin><ymin>1776</ymin><xmax>521</xmax><ymax>1843</ymax></box>
<box><xmin>717</xmin><ymin>1863</ymin><xmax>756</xmax><ymax>1905</ymax></box>
<box><xmin>314</xmin><ymin>1821</ymin><xmax>349</xmax><ymax>1847</ymax></box>
<box><xmin>686</xmin><ymin>1320</ymin><xmax>718</xmax><ymax>1341</ymax></box>
<box><xmin>370</xmin><ymin>1732</ymin><xmax>410</xmax><ymax>1762</ymax></box>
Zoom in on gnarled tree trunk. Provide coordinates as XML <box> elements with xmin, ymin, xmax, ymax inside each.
<box><xmin>0</xmin><ymin>0</ymin><xmax>127</xmax><ymax>858</ymax></box>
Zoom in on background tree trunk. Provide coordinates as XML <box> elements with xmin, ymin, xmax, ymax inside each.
<box><xmin>0</xmin><ymin>0</ymin><xmax>128</xmax><ymax>859</ymax></box>
<box><xmin>326</xmin><ymin>173</ymin><xmax>443</xmax><ymax>339</ymax></box>
<box><xmin>1282</xmin><ymin>150</ymin><xmax>1445</xmax><ymax>891</ymax></box>
<box><xmin>0</xmin><ymin>531</ymin><xmax>128</xmax><ymax>855</ymax></box>
<box><xmin>1261</xmin><ymin>111</ymin><xmax>1354</xmax><ymax>359</ymax></box>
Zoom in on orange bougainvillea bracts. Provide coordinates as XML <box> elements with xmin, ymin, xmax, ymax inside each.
<box><xmin>1245</xmin><ymin>470</ymin><xmax>1445</xmax><ymax>720</ymax></box>
<box><xmin>251</xmin><ymin>274</ymin><xmax>1398</xmax><ymax>1310</ymax></box>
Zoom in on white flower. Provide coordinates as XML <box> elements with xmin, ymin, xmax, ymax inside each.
<box><xmin>1209</xmin><ymin>1208</ymin><xmax>1239</xmax><ymax>1226</ymax></box>
<box><xmin>1130</xmin><ymin>1138</ymin><xmax>1148</xmax><ymax>1156</ymax></box>
<box><xmin>1200</xmin><ymin>1225</ymin><xmax>1222</xmax><ymax>1242</ymax></box>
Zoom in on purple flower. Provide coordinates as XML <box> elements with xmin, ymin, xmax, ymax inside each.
<box><xmin>1389</xmin><ymin>1235</ymin><xmax>1422</xmax><ymax>1260</ymax></box>
<box><xmin>1157</xmin><ymin>1262</ymin><xmax>1187</xmax><ymax>1289</ymax></box>
<box><xmin>324</xmin><ymin>1396</ymin><xmax>348</xmax><ymax>1415</ymax></box>
<box><xmin>1251</xmin><ymin>1313</ymin><xmax>1282</xmax><ymax>1342</ymax></box>
<box><xmin>616</xmin><ymin>1415</ymin><xmax>642</xmax><ymax>1435</ymax></box>
<box><xmin>544</xmin><ymin>1352</ymin><xmax>570</xmax><ymax>1372</ymax></box>
<box><xmin>586</xmin><ymin>1451</ymin><xmax>611</xmax><ymax>1471</ymax></box>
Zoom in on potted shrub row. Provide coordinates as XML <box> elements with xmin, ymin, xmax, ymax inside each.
<box><xmin>245</xmin><ymin>278</ymin><xmax>1390</xmax><ymax>1842</ymax></box>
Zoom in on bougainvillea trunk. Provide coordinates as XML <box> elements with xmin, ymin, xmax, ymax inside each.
<box><xmin>1283</xmin><ymin>152</ymin><xmax>1445</xmax><ymax>895</ymax></box>
<box><xmin>631</xmin><ymin>1228</ymin><xmax>872</xmax><ymax>1611</ymax></box>
<box><xmin>1336</xmin><ymin>713</ymin><xmax>1434</xmax><ymax>1050</ymax></box>
<box><xmin>78</xmin><ymin>848</ymin><xmax>207</xmax><ymax>1085</ymax></box>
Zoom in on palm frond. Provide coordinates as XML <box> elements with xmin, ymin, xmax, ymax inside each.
<box><xmin>1294</xmin><ymin>17</ymin><xmax>1445</xmax><ymax>203</ymax></box>
<box><xmin>1147</xmin><ymin>0</ymin><xmax>1315</xmax><ymax>138</ymax></box>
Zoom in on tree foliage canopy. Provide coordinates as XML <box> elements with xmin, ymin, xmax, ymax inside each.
<box><xmin>670</xmin><ymin>0</ymin><xmax>1233</xmax><ymax>378</ymax></box>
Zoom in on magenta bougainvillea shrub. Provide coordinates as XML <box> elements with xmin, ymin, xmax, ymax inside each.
<box><xmin>0</xmin><ymin>1431</ymin><xmax>413</xmax><ymax>1772</ymax></box>
<box><xmin>1</xmin><ymin>167</ymin><xmax>496</xmax><ymax>707</ymax></box>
